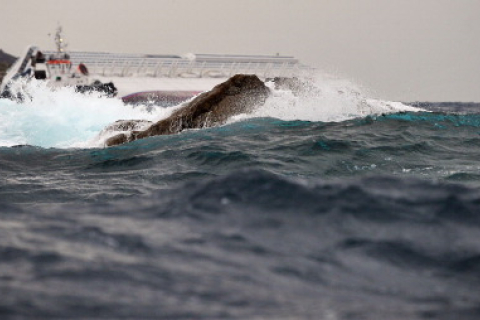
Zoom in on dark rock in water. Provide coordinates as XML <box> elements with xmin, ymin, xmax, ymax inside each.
<box><xmin>76</xmin><ymin>81</ymin><xmax>118</xmax><ymax>97</ymax></box>
<box><xmin>106</xmin><ymin>74</ymin><xmax>270</xmax><ymax>146</ymax></box>
<box><xmin>103</xmin><ymin>120</ymin><xmax>154</xmax><ymax>132</ymax></box>
<box><xmin>106</xmin><ymin>133</ymin><xmax>129</xmax><ymax>146</ymax></box>
<box><xmin>100</xmin><ymin>120</ymin><xmax>153</xmax><ymax>146</ymax></box>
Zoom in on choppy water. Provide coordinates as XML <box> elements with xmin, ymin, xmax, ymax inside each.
<box><xmin>1</xmin><ymin>75</ymin><xmax>480</xmax><ymax>319</ymax></box>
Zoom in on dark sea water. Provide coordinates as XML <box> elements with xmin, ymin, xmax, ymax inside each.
<box><xmin>1</xmin><ymin>81</ymin><xmax>480</xmax><ymax>319</ymax></box>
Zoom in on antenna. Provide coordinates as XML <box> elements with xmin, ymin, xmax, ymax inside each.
<box><xmin>54</xmin><ymin>24</ymin><xmax>68</xmax><ymax>54</ymax></box>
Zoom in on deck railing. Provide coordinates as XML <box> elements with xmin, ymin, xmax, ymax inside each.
<box><xmin>42</xmin><ymin>51</ymin><xmax>314</xmax><ymax>79</ymax></box>
<box><xmin>80</xmin><ymin>59</ymin><xmax>310</xmax><ymax>79</ymax></box>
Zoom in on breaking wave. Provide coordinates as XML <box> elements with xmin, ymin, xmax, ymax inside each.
<box><xmin>245</xmin><ymin>73</ymin><xmax>419</xmax><ymax>122</ymax></box>
<box><xmin>0</xmin><ymin>73</ymin><xmax>420</xmax><ymax>148</ymax></box>
<box><xmin>0</xmin><ymin>80</ymin><xmax>169</xmax><ymax>148</ymax></box>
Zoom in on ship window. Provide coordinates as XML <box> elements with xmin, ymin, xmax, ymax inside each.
<box><xmin>35</xmin><ymin>70</ymin><xmax>47</xmax><ymax>80</ymax></box>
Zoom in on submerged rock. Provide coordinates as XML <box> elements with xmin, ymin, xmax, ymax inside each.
<box><xmin>106</xmin><ymin>74</ymin><xmax>270</xmax><ymax>146</ymax></box>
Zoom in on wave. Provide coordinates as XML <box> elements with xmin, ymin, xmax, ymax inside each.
<box><xmin>1</xmin><ymin>169</ymin><xmax>479</xmax><ymax>318</ymax></box>
<box><xmin>0</xmin><ymin>73</ymin><xmax>422</xmax><ymax>149</ymax></box>
<box><xmin>235</xmin><ymin>72</ymin><xmax>420</xmax><ymax>123</ymax></box>
<box><xmin>0</xmin><ymin>80</ymin><xmax>170</xmax><ymax>148</ymax></box>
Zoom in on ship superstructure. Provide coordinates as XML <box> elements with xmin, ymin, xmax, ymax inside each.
<box><xmin>1</xmin><ymin>26</ymin><xmax>312</xmax><ymax>105</ymax></box>
<box><xmin>0</xmin><ymin>26</ymin><xmax>116</xmax><ymax>99</ymax></box>
<box><xmin>41</xmin><ymin>51</ymin><xmax>312</xmax><ymax>104</ymax></box>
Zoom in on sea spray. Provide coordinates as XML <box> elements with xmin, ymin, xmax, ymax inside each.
<box><xmin>243</xmin><ymin>72</ymin><xmax>421</xmax><ymax>122</ymax></box>
<box><xmin>0</xmin><ymin>79</ymin><xmax>170</xmax><ymax>148</ymax></box>
<box><xmin>0</xmin><ymin>73</ymin><xmax>421</xmax><ymax>149</ymax></box>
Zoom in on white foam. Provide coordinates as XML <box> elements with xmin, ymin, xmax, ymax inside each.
<box><xmin>0</xmin><ymin>73</ymin><xmax>421</xmax><ymax>149</ymax></box>
<box><xmin>0</xmin><ymin>79</ymin><xmax>171</xmax><ymax>148</ymax></box>
<box><xmin>231</xmin><ymin>72</ymin><xmax>421</xmax><ymax>123</ymax></box>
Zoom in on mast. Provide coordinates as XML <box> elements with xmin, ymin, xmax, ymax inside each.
<box><xmin>54</xmin><ymin>25</ymin><xmax>68</xmax><ymax>54</ymax></box>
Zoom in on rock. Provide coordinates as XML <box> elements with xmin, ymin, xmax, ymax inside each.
<box><xmin>103</xmin><ymin>120</ymin><xmax>153</xmax><ymax>147</ymax></box>
<box><xmin>105</xmin><ymin>133</ymin><xmax>130</xmax><ymax>146</ymax></box>
<box><xmin>106</xmin><ymin>74</ymin><xmax>270</xmax><ymax>147</ymax></box>
<box><xmin>75</xmin><ymin>81</ymin><xmax>118</xmax><ymax>98</ymax></box>
<box><xmin>103</xmin><ymin>120</ymin><xmax>153</xmax><ymax>132</ymax></box>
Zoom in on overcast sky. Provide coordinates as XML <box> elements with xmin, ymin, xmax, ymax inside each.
<box><xmin>2</xmin><ymin>0</ymin><xmax>479</xmax><ymax>102</ymax></box>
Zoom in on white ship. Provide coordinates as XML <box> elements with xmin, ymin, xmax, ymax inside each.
<box><xmin>1</xmin><ymin>26</ymin><xmax>313</xmax><ymax>106</ymax></box>
<box><xmin>0</xmin><ymin>26</ymin><xmax>116</xmax><ymax>100</ymax></box>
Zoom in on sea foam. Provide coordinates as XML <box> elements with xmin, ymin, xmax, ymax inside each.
<box><xmin>0</xmin><ymin>80</ymin><xmax>169</xmax><ymax>148</ymax></box>
<box><xmin>0</xmin><ymin>73</ymin><xmax>420</xmax><ymax>149</ymax></box>
<box><xmin>239</xmin><ymin>72</ymin><xmax>420</xmax><ymax>123</ymax></box>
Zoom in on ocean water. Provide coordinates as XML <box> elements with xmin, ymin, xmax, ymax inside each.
<box><xmin>1</xmin><ymin>75</ymin><xmax>480</xmax><ymax>319</ymax></box>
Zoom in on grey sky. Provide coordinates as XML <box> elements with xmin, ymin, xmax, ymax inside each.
<box><xmin>2</xmin><ymin>0</ymin><xmax>479</xmax><ymax>102</ymax></box>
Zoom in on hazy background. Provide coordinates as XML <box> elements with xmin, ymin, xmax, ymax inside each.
<box><xmin>1</xmin><ymin>0</ymin><xmax>479</xmax><ymax>102</ymax></box>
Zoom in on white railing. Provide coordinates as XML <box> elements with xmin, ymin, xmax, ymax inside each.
<box><xmin>42</xmin><ymin>50</ymin><xmax>314</xmax><ymax>79</ymax></box>
<box><xmin>84</xmin><ymin>59</ymin><xmax>309</xmax><ymax>79</ymax></box>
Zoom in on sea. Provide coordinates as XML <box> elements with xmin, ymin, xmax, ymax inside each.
<box><xmin>0</xmin><ymin>74</ymin><xmax>479</xmax><ymax>320</ymax></box>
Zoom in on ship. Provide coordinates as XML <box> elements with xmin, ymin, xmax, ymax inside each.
<box><xmin>0</xmin><ymin>26</ymin><xmax>117</xmax><ymax>101</ymax></box>
<box><xmin>0</xmin><ymin>26</ymin><xmax>313</xmax><ymax>106</ymax></box>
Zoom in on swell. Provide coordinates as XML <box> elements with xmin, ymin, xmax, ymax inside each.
<box><xmin>1</xmin><ymin>169</ymin><xmax>480</xmax><ymax>319</ymax></box>
<box><xmin>3</xmin><ymin>111</ymin><xmax>480</xmax><ymax>203</ymax></box>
